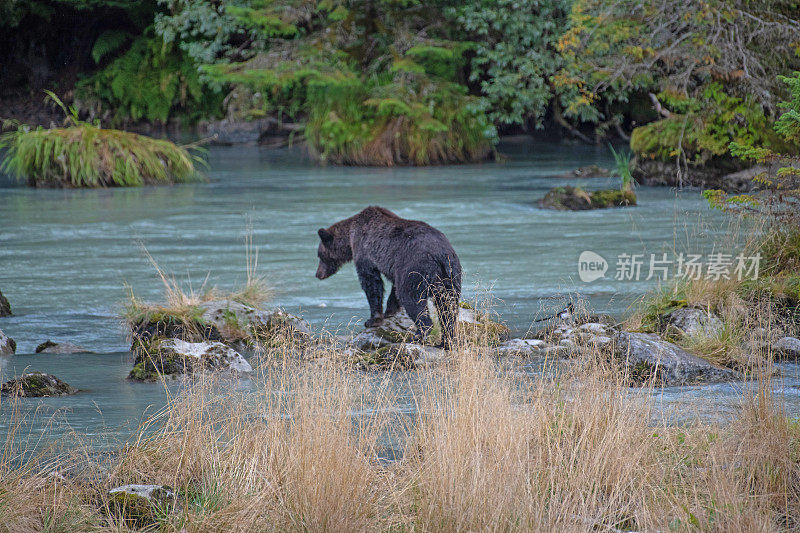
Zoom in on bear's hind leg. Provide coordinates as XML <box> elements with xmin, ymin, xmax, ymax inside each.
<box><xmin>384</xmin><ymin>285</ymin><xmax>401</xmax><ymax>317</ymax></box>
<box><xmin>399</xmin><ymin>292</ymin><xmax>433</xmax><ymax>343</ymax></box>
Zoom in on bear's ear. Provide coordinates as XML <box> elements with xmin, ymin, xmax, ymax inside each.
<box><xmin>318</xmin><ymin>228</ymin><xmax>334</xmax><ymax>244</ymax></box>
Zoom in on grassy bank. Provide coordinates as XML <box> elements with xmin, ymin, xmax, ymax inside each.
<box><xmin>0</xmin><ymin>93</ymin><xmax>204</xmax><ymax>188</ymax></box>
<box><xmin>626</xmin><ymin>222</ymin><xmax>800</xmax><ymax>372</ymax></box>
<box><xmin>1</xmin><ymin>335</ymin><xmax>798</xmax><ymax>531</ymax></box>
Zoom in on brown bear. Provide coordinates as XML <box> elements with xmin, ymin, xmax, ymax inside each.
<box><xmin>316</xmin><ymin>206</ymin><xmax>462</xmax><ymax>349</ymax></box>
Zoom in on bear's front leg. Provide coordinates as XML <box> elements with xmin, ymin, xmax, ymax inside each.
<box><xmin>355</xmin><ymin>259</ymin><xmax>384</xmax><ymax>327</ymax></box>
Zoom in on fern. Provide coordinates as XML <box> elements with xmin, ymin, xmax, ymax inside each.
<box><xmin>78</xmin><ymin>32</ymin><xmax>223</xmax><ymax>124</ymax></box>
<box><xmin>91</xmin><ymin>30</ymin><xmax>133</xmax><ymax>64</ymax></box>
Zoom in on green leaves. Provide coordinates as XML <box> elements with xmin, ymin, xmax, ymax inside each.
<box><xmin>454</xmin><ymin>0</ymin><xmax>569</xmax><ymax>127</ymax></box>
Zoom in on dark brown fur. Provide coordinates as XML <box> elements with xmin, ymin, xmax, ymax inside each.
<box><xmin>316</xmin><ymin>206</ymin><xmax>462</xmax><ymax>348</ymax></box>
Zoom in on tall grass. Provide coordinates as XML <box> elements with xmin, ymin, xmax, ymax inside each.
<box><xmin>0</xmin><ymin>91</ymin><xmax>204</xmax><ymax>187</ymax></box>
<box><xmin>609</xmin><ymin>143</ymin><xmax>635</xmax><ymax>192</ymax></box>
<box><xmin>1</xmin><ymin>331</ymin><xmax>798</xmax><ymax>531</ymax></box>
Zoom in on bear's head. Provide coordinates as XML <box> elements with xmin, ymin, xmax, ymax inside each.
<box><xmin>316</xmin><ymin>227</ymin><xmax>352</xmax><ymax>280</ymax></box>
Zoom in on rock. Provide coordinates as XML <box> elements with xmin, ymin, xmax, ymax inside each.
<box><xmin>540</xmin><ymin>186</ymin><xmax>593</xmax><ymax>210</ymax></box>
<box><xmin>357</xmin><ymin>342</ymin><xmax>445</xmax><ymax>370</ymax></box>
<box><xmin>128</xmin><ymin>339</ymin><xmax>252</xmax><ymax>381</ymax></box>
<box><xmin>130</xmin><ymin>300</ymin><xmax>311</xmax><ymax>351</ymax></box>
<box><xmin>203</xmin><ymin>117</ymin><xmax>278</xmax><ymax>145</ymax></box>
<box><xmin>588</xmin><ymin>189</ymin><xmax>636</xmax><ymax>208</ymax></box>
<box><xmin>458</xmin><ymin>306</ymin><xmax>510</xmax><ymax>344</ymax></box>
<box><xmin>0</xmin><ymin>328</ymin><xmax>15</xmax><ymax>355</ymax></box>
<box><xmin>557</xmin><ymin>164</ymin><xmax>612</xmax><ymax>178</ymax></box>
<box><xmin>540</xmin><ymin>186</ymin><xmax>635</xmax><ymax>210</ymax></box>
<box><xmin>0</xmin><ymin>289</ymin><xmax>10</xmax><ymax>317</ymax></box>
<box><xmin>35</xmin><ymin>340</ymin><xmax>90</xmax><ymax>354</ymax></box>
<box><xmin>774</xmin><ymin>337</ymin><xmax>800</xmax><ymax>360</ymax></box>
<box><xmin>1</xmin><ymin>372</ymin><xmax>77</xmax><ymax>397</ymax></box>
<box><xmin>632</xmin><ymin>158</ymin><xmax>757</xmax><ymax>193</ymax></box>
<box><xmin>107</xmin><ymin>484</ymin><xmax>176</xmax><ymax>526</ymax></box>
<box><xmin>661</xmin><ymin>307</ymin><xmax>723</xmax><ymax>337</ymax></box>
<box><xmin>496</xmin><ymin>338</ymin><xmax>548</xmax><ymax>357</ymax></box>
<box><xmin>352</xmin><ymin>306</ymin><xmax>508</xmax><ymax>353</ymax></box>
<box><xmin>614</xmin><ymin>332</ymin><xmax>737</xmax><ymax>386</ymax></box>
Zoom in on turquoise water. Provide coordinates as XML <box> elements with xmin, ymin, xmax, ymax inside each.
<box><xmin>1</xmin><ymin>138</ymin><xmax>797</xmax><ymax>449</ymax></box>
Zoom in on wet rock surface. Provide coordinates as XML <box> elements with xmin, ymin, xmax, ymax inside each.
<box><xmin>1</xmin><ymin>372</ymin><xmax>77</xmax><ymax>397</ymax></box>
<box><xmin>0</xmin><ymin>328</ymin><xmax>16</xmax><ymax>355</ymax></box>
<box><xmin>128</xmin><ymin>339</ymin><xmax>252</xmax><ymax>381</ymax></box>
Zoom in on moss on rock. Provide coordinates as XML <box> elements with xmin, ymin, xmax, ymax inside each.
<box><xmin>541</xmin><ymin>186</ymin><xmax>637</xmax><ymax>210</ymax></box>
<box><xmin>1</xmin><ymin>372</ymin><xmax>77</xmax><ymax>397</ymax></box>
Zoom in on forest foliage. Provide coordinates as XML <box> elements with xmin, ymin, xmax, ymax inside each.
<box><xmin>2</xmin><ymin>0</ymin><xmax>800</xmax><ymax>166</ymax></box>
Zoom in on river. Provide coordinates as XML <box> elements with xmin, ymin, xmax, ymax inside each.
<box><xmin>1</xmin><ymin>138</ymin><xmax>798</xmax><ymax>451</ymax></box>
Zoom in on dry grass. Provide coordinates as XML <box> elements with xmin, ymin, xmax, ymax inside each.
<box><xmin>124</xmin><ymin>241</ymin><xmax>272</xmax><ymax>331</ymax></box>
<box><xmin>2</xmin><ymin>334</ymin><xmax>799</xmax><ymax>531</ymax></box>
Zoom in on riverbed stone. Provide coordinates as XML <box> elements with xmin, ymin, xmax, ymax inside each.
<box><xmin>0</xmin><ymin>289</ymin><xmax>10</xmax><ymax>317</ymax></box>
<box><xmin>128</xmin><ymin>339</ymin><xmax>252</xmax><ymax>381</ymax></box>
<box><xmin>351</xmin><ymin>306</ymin><xmax>508</xmax><ymax>353</ymax></box>
<box><xmin>35</xmin><ymin>340</ymin><xmax>90</xmax><ymax>354</ymax></box>
<box><xmin>0</xmin><ymin>328</ymin><xmax>16</xmax><ymax>355</ymax></box>
<box><xmin>614</xmin><ymin>332</ymin><xmax>737</xmax><ymax>386</ymax></box>
<box><xmin>1</xmin><ymin>372</ymin><xmax>77</xmax><ymax>397</ymax></box>
<box><xmin>661</xmin><ymin>307</ymin><xmax>723</xmax><ymax>337</ymax></box>
<box><xmin>496</xmin><ymin>338</ymin><xmax>548</xmax><ymax>357</ymax></box>
<box><xmin>107</xmin><ymin>484</ymin><xmax>176</xmax><ymax>525</ymax></box>
<box><xmin>774</xmin><ymin>337</ymin><xmax>800</xmax><ymax>360</ymax></box>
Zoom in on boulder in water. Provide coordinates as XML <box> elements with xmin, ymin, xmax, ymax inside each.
<box><xmin>35</xmin><ymin>340</ymin><xmax>91</xmax><ymax>354</ymax></box>
<box><xmin>540</xmin><ymin>186</ymin><xmax>635</xmax><ymax>210</ymax></box>
<box><xmin>1</xmin><ymin>372</ymin><xmax>77</xmax><ymax>397</ymax></box>
<box><xmin>128</xmin><ymin>338</ymin><xmax>252</xmax><ymax>381</ymax></box>
<box><xmin>130</xmin><ymin>299</ymin><xmax>311</xmax><ymax>351</ymax></box>
<box><xmin>614</xmin><ymin>332</ymin><xmax>738</xmax><ymax>386</ymax></box>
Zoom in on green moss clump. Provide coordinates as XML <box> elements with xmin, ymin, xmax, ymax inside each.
<box><xmin>106</xmin><ymin>487</ymin><xmax>175</xmax><ymax>527</ymax></box>
<box><xmin>590</xmin><ymin>189</ymin><xmax>637</xmax><ymax>208</ymax></box>
<box><xmin>1</xmin><ymin>372</ymin><xmax>77</xmax><ymax>397</ymax></box>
